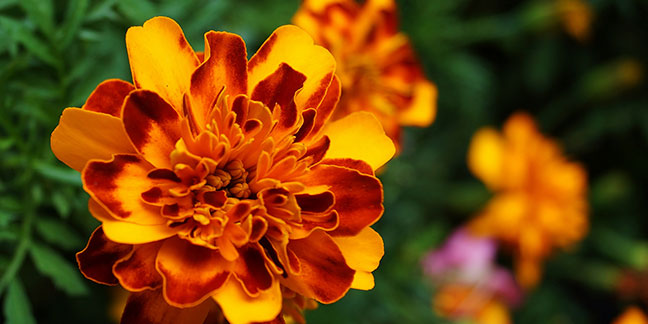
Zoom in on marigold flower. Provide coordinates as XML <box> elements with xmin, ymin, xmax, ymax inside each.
<box><xmin>293</xmin><ymin>0</ymin><xmax>437</xmax><ymax>148</ymax></box>
<box><xmin>50</xmin><ymin>17</ymin><xmax>395</xmax><ymax>324</ymax></box>
<box><xmin>467</xmin><ymin>112</ymin><xmax>588</xmax><ymax>289</ymax></box>
<box><xmin>422</xmin><ymin>229</ymin><xmax>522</xmax><ymax>324</ymax></box>
<box><xmin>612</xmin><ymin>307</ymin><xmax>648</xmax><ymax>324</ymax></box>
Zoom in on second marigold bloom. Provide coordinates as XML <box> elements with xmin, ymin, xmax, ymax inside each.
<box><xmin>467</xmin><ymin>112</ymin><xmax>588</xmax><ymax>289</ymax></box>
<box><xmin>51</xmin><ymin>17</ymin><xmax>395</xmax><ymax>324</ymax></box>
<box><xmin>293</xmin><ymin>0</ymin><xmax>437</xmax><ymax>148</ymax></box>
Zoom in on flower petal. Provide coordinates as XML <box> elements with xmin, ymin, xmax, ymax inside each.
<box><xmin>350</xmin><ymin>270</ymin><xmax>375</xmax><ymax>290</ymax></box>
<box><xmin>332</xmin><ymin>227</ymin><xmax>383</xmax><ymax>273</ymax></box>
<box><xmin>51</xmin><ymin>108</ymin><xmax>136</xmax><ymax>171</ymax></box>
<box><xmin>231</xmin><ymin>245</ymin><xmax>274</xmax><ymax>296</ymax></box>
<box><xmin>156</xmin><ymin>238</ymin><xmax>230</xmax><ymax>307</ymax></box>
<box><xmin>321</xmin><ymin>158</ymin><xmax>374</xmax><ymax>176</ymax></box>
<box><xmin>248</xmin><ymin>25</ymin><xmax>335</xmax><ymax>110</ymax></box>
<box><xmin>304</xmin><ymin>74</ymin><xmax>340</xmax><ymax>142</ymax></box>
<box><xmin>114</xmin><ymin>242</ymin><xmax>163</xmax><ymax>291</ymax></box>
<box><xmin>467</xmin><ymin>127</ymin><xmax>505</xmax><ymax>190</ymax></box>
<box><xmin>76</xmin><ymin>226</ymin><xmax>132</xmax><ymax>285</ymax></box>
<box><xmin>84</xmin><ymin>154</ymin><xmax>163</xmax><ymax>225</ymax></box>
<box><xmin>88</xmin><ymin>199</ymin><xmax>180</xmax><ymax>244</ymax></box>
<box><xmin>398</xmin><ymin>80</ymin><xmax>437</xmax><ymax>127</ymax></box>
<box><xmin>322</xmin><ymin>111</ymin><xmax>395</xmax><ymax>170</ymax></box>
<box><xmin>83</xmin><ymin>79</ymin><xmax>135</xmax><ymax>117</ymax></box>
<box><xmin>190</xmin><ymin>31</ymin><xmax>248</xmax><ymax>128</ymax></box>
<box><xmin>282</xmin><ymin>230</ymin><xmax>355</xmax><ymax>303</ymax></box>
<box><xmin>121</xmin><ymin>290</ymin><xmax>213</xmax><ymax>324</ymax></box>
<box><xmin>126</xmin><ymin>17</ymin><xmax>199</xmax><ymax>110</ymax></box>
<box><xmin>122</xmin><ymin>90</ymin><xmax>181</xmax><ymax>168</ymax></box>
<box><xmin>212</xmin><ymin>275</ymin><xmax>282</xmax><ymax>324</ymax></box>
<box><xmin>299</xmin><ymin>164</ymin><xmax>383</xmax><ymax>236</ymax></box>
<box><xmin>251</xmin><ymin>63</ymin><xmax>306</xmax><ymax>131</ymax></box>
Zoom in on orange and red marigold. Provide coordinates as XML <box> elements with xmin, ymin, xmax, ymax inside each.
<box><xmin>467</xmin><ymin>112</ymin><xmax>588</xmax><ymax>289</ymax></box>
<box><xmin>51</xmin><ymin>17</ymin><xmax>395</xmax><ymax>324</ymax></box>
<box><xmin>293</xmin><ymin>0</ymin><xmax>437</xmax><ymax>148</ymax></box>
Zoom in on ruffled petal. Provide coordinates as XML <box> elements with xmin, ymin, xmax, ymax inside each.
<box><xmin>83</xmin><ymin>79</ymin><xmax>135</xmax><ymax>117</ymax></box>
<box><xmin>331</xmin><ymin>227</ymin><xmax>383</xmax><ymax>272</ymax></box>
<box><xmin>397</xmin><ymin>80</ymin><xmax>437</xmax><ymax>127</ymax></box>
<box><xmin>212</xmin><ymin>275</ymin><xmax>282</xmax><ymax>324</ymax></box>
<box><xmin>321</xmin><ymin>158</ymin><xmax>373</xmax><ymax>176</ymax></box>
<box><xmin>83</xmin><ymin>154</ymin><xmax>162</xmax><ymax>224</ymax></box>
<box><xmin>88</xmin><ymin>199</ymin><xmax>180</xmax><ymax>244</ymax></box>
<box><xmin>332</xmin><ymin>227</ymin><xmax>383</xmax><ymax>290</ymax></box>
<box><xmin>304</xmin><ymin>75</ymin><xmax>340</xmax><ymax>142</ymax></box>
<box><xmin>248</xmin><ymin>25</ymin><xmax>335</xmax><ymax>110</ymax></box>
<box><xmin>299</xmin><ymin>164</ymin><xmax>383</xmax><ymax>236</ymax></box>
<box><xmin>250</xmin><ymin>63</ymin><xmax>306</xmax><ymax>131</ymax></box>
<box><xmin>51</xmin><ymin>108</ymin><xmax>136</xmax><ymax>171</ymax></box>
<box><xmin>122</xmin><ymin>90</ymin><xmax>181</xmax><ymax>168</ymax></box>
<box><xmin>125</xmin><ymin>17</ymin><xmax>199</xmax><ymax>110</ymax></box>
<box><xmin>114</xmin><ymin>242</ymin><xmax>163</xmax><ymax>291</ymax></box>
<box><xmin>76</xmin><ymin>226</ymin><xmax>132</xmax><ymax>285</ymax></box>
<box><xmin>231</xmin><ymin>245</ymin><xmax>274</xmax><ymax>296</ymax></box>
<box><xmin>350</xmin><ymin>270</ymin><xmax>375</xmax><ymax>290</ymax></box>
<box><xmin>322</xmin><ymin>111</ymin><xmax>395</xmax><ymax>170</ymax></box>
<box><xmin>190</xmin><ymin>31</ymin><xmax>248</xmax><ymax>128</ymax></box>
<box><xmin>467</xmin><ymin>127</ymin><xmax>505</xmax><ymax>190</ymax></box>
<box><xmin>121</xmin><ymin>290</ymin><xmax>212</xmax><ymax>324</ymax></box>
<box><xmin>282</xmin><ymin>230</ymin><xmax>355</xmax><ymax>303</ymax></box>
<box><xmin>156</xmin><ymin>238</ymin><xmax>230</xmax><ymax>307</ymax></box>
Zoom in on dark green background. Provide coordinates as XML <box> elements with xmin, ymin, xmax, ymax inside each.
<box><xmin>1</xmin><ymin>0</ymin><xmax>647</xmax><ymax>323</ymax></box>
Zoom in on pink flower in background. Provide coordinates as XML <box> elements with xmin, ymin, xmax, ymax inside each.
<box><xmin>422</xmin><ymin>229</ymin><xmax>522</xmax><ymax>323</ymax></box>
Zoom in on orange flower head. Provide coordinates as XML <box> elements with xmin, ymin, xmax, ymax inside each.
<box><xmin>51</xmin><ymin>17</ymin><xmax>395</xmax><ymax>324</ymax></box>
<box><xmin>613</xmin><ymin>307</ymin><xmax>648</xmax><ymax>324</ymax></box>
<box><xmin>293</xmin><ymin>0</ymin><xmax>437</xmax><ymax>148</ymax></box>
<box><xmin>433</xmin><ymin>285</ymin><xmax>513</xmax><ymax>324</ymax></box>
<box><xmin>556</xmin><ymin>0</ymin><xmax>593</xmax><ymax>42</ymax></box>
<box><xmin>467</xmin><ymin>112</ymin><xmax>588</xmax><ymax>289</ymax></box>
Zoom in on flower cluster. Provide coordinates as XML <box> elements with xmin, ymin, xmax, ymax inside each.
<box><xmin>467</xmin><ymin>112</ymin><xmax>588</xmax><ymax>288</ymax></box>
<box><xmin>51</xmin><ymin>17</ymin><xmax>395</xmax><ymax>324</ymax></box>
<box><xmin>293</xmin><ymin>0</ymin><xmax>437</xmax><ymax>148</ymax></box>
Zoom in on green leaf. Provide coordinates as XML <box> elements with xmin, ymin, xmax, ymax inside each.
<box><xmin>0</xmin><ymin>17</ymin><xmax>60</xmax><ymax>67</ymax></box>
<box><xmin>56</xmin><ymin>0</ymin><xmax>90</xmax><ymax>49</ymax></box>
<box><xmin>0</xmin><ymin>0</ymin><xmax>18</xmax><ymax>10</ymax></box>
<box><xmin>2</xmin><ymin>279</ymin><xmax>36</xmax><ymax>324</ymax></box>
<box><xmin>34</xmin><ymin>217</ymin><xmax>84</xmax><ymax>250</ymax></box>
<box><xmin>117</xmin><ymin>0</ymin><xmax>156</xmax><ymax>24</ymax></box>
<box><xmin>17</xmin><ymin>0</ymin><xmax>54</xmax><ymax>37</ymax></box>
<box><xmin>33</xmin><ymin>161</ymin><xmax>82</xmax><ymax>186</ymax></box>
<box><xmin>29</xmin><ymin>243</ymin><xmax>88</xmax><ymax>296</ymax></box>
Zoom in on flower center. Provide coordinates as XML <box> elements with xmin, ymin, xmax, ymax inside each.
<box><xmin>205</xmin><ymin>160</ymin><xmax>251</xmax><ymax>199</ymax></box>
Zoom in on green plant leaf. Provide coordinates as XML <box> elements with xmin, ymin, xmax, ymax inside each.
<box><xmin>17</xmin><ymin>0</ymin><xmax>54</xmax><ymax>37</ymax></box>
<box><xmin>33</xmin><ymin>161</ymin><xmax>82</xmax><ymax>186</ymax></box>
<box><xmin>29</xmin><ymin>243</ymin><xmax>88</xmax><ymax>296</ymax></box>
<box><xmin>0</xmin><ymin>17</ymin><xmax>60</xmax><ymax>67</ymax></box>
<box><xmin>34</xmin><ymin>217</ymin><xmax>84</xmax><ymax>250</ymax></box>
<box><xmin>2</xmin><ymin>279</ymin><xmax>36</xmax><ymax>324</ymax></box>
<box><xmin>56</xmin><ymin>0</ymin><xmax>90</xmax><ymax>49</ymax></box>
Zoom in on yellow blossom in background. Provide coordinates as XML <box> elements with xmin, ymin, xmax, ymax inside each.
<box><xmin>51</xmin><ymin>17</ymin><xmax>394</xmax><ymax>324</ymax></box>
<box><xmin>556</xmin><ymin>0</ymin><xmax>593</xmax><ymax>42</ymax></box>
<box><xmin>612</xmin><ymin>307</ymin><xmax>648</xmax><ymax>324</ymax></box>
<box><xmin>293</xmin><ymin>0</ymin><xmax>437</xmax><ymax>148</ymax></box>
<box><xmin>467</xmin><ymin>112</ymin><xmax>588</xmax><ymax>289</ymax></box>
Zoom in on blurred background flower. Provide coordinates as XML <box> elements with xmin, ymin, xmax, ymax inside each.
<box><xmin>422</xmin><ymin>229</ymin><xmax>522</xmax><ymax>324</ymax></box>
<box><xmin>467</xmin><ymin>112</ymin><xmax>588</xmax><ymax>289</ymax></box>
<box><xmin>0</xmin><ymin>0</ymin><xmax>647</xmax><ymax>323</ymax></box>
